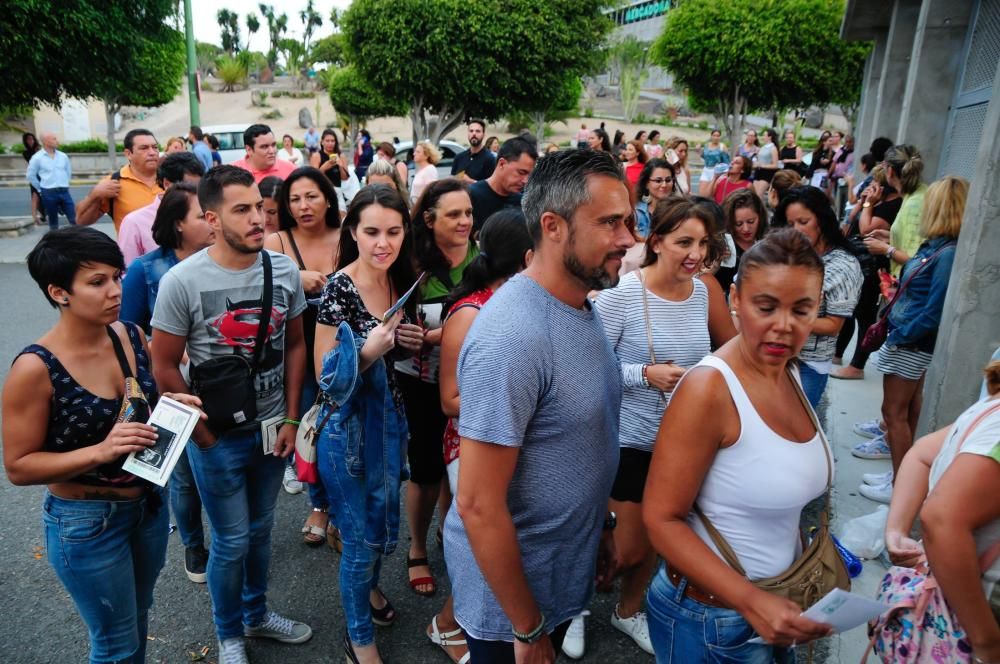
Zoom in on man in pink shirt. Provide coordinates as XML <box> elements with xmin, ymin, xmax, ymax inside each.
<box><xmin>118</xmin><ymin>152</ymin><xmax>206</xmax><ymax>265</ymax></box>
<box><xmin>231</xmin><ymin>124</ymin><xmax>296</xmax><ymax>183</ymax></box>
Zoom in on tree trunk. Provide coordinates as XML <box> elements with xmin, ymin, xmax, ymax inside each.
<box><xmin>532</xmin><ymin>111</ymin><xmax>546</xmax><ymax>144</ymax></box>
<box><xmin>104</xmin><ymin>101</ymin><xmax>119</xmax><ymax>172</ymax></box>
<box><xmin>409</xmin><ymin>104</ymin><xmax>465</xmax><ymax>146</ymax></box>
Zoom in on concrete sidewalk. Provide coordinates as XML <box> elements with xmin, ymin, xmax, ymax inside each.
<box><xmin>0</xmin><ymin>218</ymin><xmax>115</xmax><ymax>264</ymax></box>
<box><xmin>822</xmin><ymin>347</ymin><xmax>892</xmax><ymax>662</ymax></box>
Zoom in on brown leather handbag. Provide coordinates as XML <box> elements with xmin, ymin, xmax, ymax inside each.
<box><xmin>694</xmin><ymin>367</ymin><xmax>851</xmax><ymax>611</ymax></box>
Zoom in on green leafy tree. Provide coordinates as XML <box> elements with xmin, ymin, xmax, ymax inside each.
<box><xmin>217</xmin><ymin>55</ymin><xmax>249</xmax><ymax>92</ymax></box>
<box><xmin>1</xmin><ymin>1</ymin><xmax>179</xmax><ymax>109</ymax></box>
<box><xmin>299</xmin><ymin>0</ymin><xmax>323</xmax><ymax>63</ymax></box>
<box><xmin>326</xmin><ymin>66</ymin><xmax>406</xmax><ymax>144</ymax></box>
<box><xmin>217</xmin><ymin>8</ymin><xmax>241</xmax><ymax>54</ymax></box>
<box><xmin>258</xmin><ymin>4</ymin><xmax>288</xmax><ymax>69</ymax></box>
<box><xmin>342</xmin><ymin>0</ymin><xmax>610</xmax><ymax>145</ymax></box>
<box><xmin>652</xmin><ymin>0</ymin><xmax>870</xmax><ymax>151</ymax></box>
<box><xmin>279</xmin><ymin>38</ymin><xmax>308</xmax><ymax>86</ymax></box>
<box><xmin>98</xmin><ymin>30</ymin><xmax>186</xmax><ymax>168</ymax></box>
<box><xmin>521</xmin><ymin>75</ymin><xmax>584</xmax><ymax>141</ymax></box>
<box><xmin>311</xmin><ymin>33</ymin><xmax>345</xmax><ymax>67</ymax></box>
<box><xmin>196</xmin><ymin>41</ymin><xmax>223</xmax><ymax>77</ymax></box>
<box><xmin>246</xmin><ymin>13</ymin><xmax>260</xmax><ymax>51</ymax></box>
<box><xmin>609</xmin><ymin>37</ymin><xmax>649</xmax><ymax>124</ymax></box>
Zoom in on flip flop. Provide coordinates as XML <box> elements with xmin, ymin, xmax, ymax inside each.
<box><xmin>407</xmin><ymin>555</ymin><xmax>437</xmax><ymax>597</ymax></box>
<box><xmin>301</xmin><ymin>524</ymin><xmax>325</xmax><ymax>546</ymax></box>
<box><xmin>427</xmin><ymin>615</ymin><xmax>470</xmax><ymax>664</ymax></box>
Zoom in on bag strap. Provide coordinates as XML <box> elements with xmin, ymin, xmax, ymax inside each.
<box><xmin>876</xmin><ymin>242</ymin><xmax>956</xmax><ymax>322</ymax></box>
<box><xmin>636</xmin><ymin>270</ymin><xmax>668</xmax><ymax>404</ymax></box>
<box><xmin>252</xmin><ymin>251</ymin><xmax>273</xmax><ymax>375</ymax></box>
<box><xmin>693</xmin><ymin>365</ymin><xmax>833</xmax><ymax>577</ymax></box>
<box><xmin>285</xmin><ymin>229</ymin><xmax>308</xmax><ymax>271</ymax></box>
<box><xmin>106</xmin><ymin>325</ymin><xmax>134</xmax><ymax>380</ymax></box>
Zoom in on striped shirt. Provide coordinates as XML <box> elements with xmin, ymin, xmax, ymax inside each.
<box><xmin>595</xmin><ymin>271</ymin><xmax>711</xmax><ymax>451</ymax></box>
<box><xmin>443</xmin><ymin>274</ymin><xmax>621</xmax><ymax>641</ymax></box>
<box><xmin>800</xmin><ymin>247</ymin><xmax>863</xmax><ymax>367</ymax></box>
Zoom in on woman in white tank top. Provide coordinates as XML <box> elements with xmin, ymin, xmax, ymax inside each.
<box><xmin>643</xmin><ymin>228</ymin><xmax>835</xmax><ymax>662</ymax></box>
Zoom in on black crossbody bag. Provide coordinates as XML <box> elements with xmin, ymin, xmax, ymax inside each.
<box><xmin>190</xmin><ymin>252</ymin><xmax>273</xmax><ymax>434</ymax></box>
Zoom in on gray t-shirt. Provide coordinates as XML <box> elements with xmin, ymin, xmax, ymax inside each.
<box><xmin>151</xmin><ymin>248</ymin><xmax>306</xmax><ymax>420</ymax></box>
<box><xmin>443</xmin><ymin>274</ymin><xmax>622</xmax><ymax>641</ymax></box>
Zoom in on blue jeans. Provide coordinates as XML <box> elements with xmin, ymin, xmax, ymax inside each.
<box><xmin>647</xmin><ymin>565</ymin><xmax>794</xmax><ymax>663</ymax></box>
<box><xmin>169</xmin><ymin>445</ymin><xmax>205</xmax><ymax>548</ymax></box>
<box><xmin>186</xmin><ymin>428</ymin><xmax>285</xmax><ymax>640</ymax></box>
<box><xmin>42</xmin><ymin>490</ymin><xmax>169</xmax><ymax>663</ymax></box>
<box><xmin>797</xmin><ymin>363</ymin><xmax>829</xmax><ymax>410</ymax></box>
<box><xmin>40</xmin><ymin>187</ymin><xmax>76</xmax><ymax>229</ymax></box>
<box><xmin>318</xmin><ymin>431</ymin><xmax>383</xmax><ymax>646</ymax></box>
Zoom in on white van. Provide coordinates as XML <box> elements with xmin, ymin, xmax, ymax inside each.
<box><xmin>201</xmin><ymin>124</ymin><xmax>250</xmax><ymax>164</ymax></box>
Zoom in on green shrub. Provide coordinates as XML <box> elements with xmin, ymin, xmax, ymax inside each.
<box><xmin>201</xmin><ymin>80</ymin><xmax>214</xmax><ymax>91</ymax></box>
<box><xmin>697</xmin><ymin>120</ymin><xmax>709</xmax><ymax>130</ymax></box>
<box><xmin>583</xmin><ymin>106</ymin><xmax>594</xmax><ymax>118</ymax></box>
<box><xmin>0</xmin><ymin>144</ymin><xmax>7</xmax><ymax>155</ymax></box>
<box><xmin>262</xmin><ymin>109</ymin><xmax>283</xmax><ymax>120</ymax></box>
<box><xmin>59</xmin><ymin>139</ymin><xmax>126</xmax><ymax>153</ymax></box>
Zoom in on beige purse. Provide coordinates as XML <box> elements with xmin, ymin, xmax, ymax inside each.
<box><xmin>694</xmin><ymin>367</ymin><xmax>851</xmax><ymax>610</ymax></box>
<box><xmin>637</xmin><ymin>269</ymin><xmax>668</xmax><ymax>404</ymax></box>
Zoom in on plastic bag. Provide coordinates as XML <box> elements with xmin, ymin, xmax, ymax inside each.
<box><xmin>838</xmin><ymin>505</ymin><xmax>889</xmax><ymax>559</ymax></box>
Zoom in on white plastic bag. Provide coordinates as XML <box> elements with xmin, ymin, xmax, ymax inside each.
<box><xmin>838</xmin><ymin>505</ymin><xmax>889</xmax><ymax>559</ymax></box>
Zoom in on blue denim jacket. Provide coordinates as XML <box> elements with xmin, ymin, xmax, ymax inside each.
<box><xmin>887</xmin><ymin>237</ymin><xmax>957</xmax><ymax>352</ymax></box>
<box><xmin>318</xmin><ymin>322</ymin><xmax>409</xmax><ymax>555</ymax></box>
<box><xmin>120</xmin><ymin>247</ymin><xmax>179</xmax><ymax>334</ymax></box>
<box><xmin>635</xmin><ymin>201</ymin><xmax>651</xmax><ymax>239</ymax></box>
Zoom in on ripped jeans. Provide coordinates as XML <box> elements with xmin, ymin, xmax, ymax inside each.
<box><xmin>42</xmin><ymin>490</ymin><xmax>169</xmax><ymax>664</ymax></box>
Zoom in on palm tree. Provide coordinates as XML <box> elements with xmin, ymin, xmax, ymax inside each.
<box><xmin>246</xmin><ymin>12</ymin><xmax>260</xmax><ymax>52</ymax></box>
<box><xmin>217</xmin><ymin>9</ymin><xmax>241</xmax><ymax>54</ymax></box>
<box><xmin>258</xmin><ymin>4</ymin><xmax>288</xmax><ymax>70</ymax></box>
<box><xmin>299</xmin><ymin>0</ymin><xmax>322</xmax><ymax>57</ymax></box>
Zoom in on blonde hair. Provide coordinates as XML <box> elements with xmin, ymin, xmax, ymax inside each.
<box><xmin>870</xmin><ymin>164</ymin><xmax>889</xmax><ymax>186</ymax></box>
<box><xmin>885</xmin><ymin>144</ymin><xmax>924</xmax><ymax>195</ymax></box>
<box><xmin>665</xmin><ymin>136</ymin><xmax>689</xmax><ymax>166</ymax></box>
<box><xmin>417</xmin><ymin>141</ymin><xmax>441</xmax><ymax>165</ymax></box>
<box><xmin>920</xmin><ymin>176</ymin><xmax>968</xmax><ymax>239</ymax></box>
<box><xmin>165</xmin><ymin>137</ymin><xmax>185</xmax><ymax>152</ymax></box>
<box><xmin>365</xmin><ymin>158</ymin><xmax>410</xmax><ymax>201</ymax></box>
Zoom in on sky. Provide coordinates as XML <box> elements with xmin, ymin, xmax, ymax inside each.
<box><xmin>191</xmin><ymin>0</ymin><xmax>351</xmax><ymax>50</ymax></box>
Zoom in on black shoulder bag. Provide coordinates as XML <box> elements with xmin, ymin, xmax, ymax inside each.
<box><xmin>190</xmin><ymin>251</ymin><xmax>273</xmax><ymax>434</ymax></box>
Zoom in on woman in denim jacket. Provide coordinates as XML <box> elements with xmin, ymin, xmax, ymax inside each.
<box><xmin>860</xmin><ymin>176</ymin><xmax>968</xmax><ymax>505</ymax></box>
<box><xmin>313</xmin><ymin>186</ymin><xmax>424</xmax><ymax>664</ymax></box>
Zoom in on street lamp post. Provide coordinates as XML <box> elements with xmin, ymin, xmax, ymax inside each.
<box><xmin>184</xmin><ymin>0</ymin><xmax>200</xmax><ymax>126</ymax></box>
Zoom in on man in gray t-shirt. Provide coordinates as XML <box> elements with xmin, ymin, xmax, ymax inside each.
<box><xmin>443</xmin><ymin>150</ymin><xmax>636</xmax><ymax>661</ymax></box>
<box><xmin>150</xmin><ymin>166</ymin><xmax>311</xmax><ymax>661</ymax></box>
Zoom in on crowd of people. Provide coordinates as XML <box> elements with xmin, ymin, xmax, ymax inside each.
<box><xmin>4</xmin><ymin>116</ymin><xmax>995</xmax><ymax>664</ymax></box>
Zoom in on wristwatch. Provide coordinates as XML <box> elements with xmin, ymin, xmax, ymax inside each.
<box><xmin>604</xmin><ymin>511</ymin><xmax>617</xmax><ymax>531</ymax></box>
<box><xmin>641</xmin><ymin>365</ymin><xmax>650</xmax><ymax>387</ymax></box>
<box><xmin>862</xmin><ymin>202</ymin><xmax>872</xmax><ymax>208</ymax></box>
<box><xmin>512</xmin><ymin>615</ymin><xmax>546</xmax><ymax>644</ymax></box>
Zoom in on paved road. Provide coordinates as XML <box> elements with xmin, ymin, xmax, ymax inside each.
<box><xmin>0</xmin><ymin>263</ymin><xmax>647</xmax><ymax>664</ymax></box>
<box><xmin>0</xmin><ymin>185</ymin><xmax>94</xmax><ymax>219</ymax></box>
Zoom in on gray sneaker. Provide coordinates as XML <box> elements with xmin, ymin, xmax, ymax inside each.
<box><xmin>218</xmin><ymin>637</ymin><xmax>249</xmax><ymax>664</ymax></box>
<box><xmin>244</xmin><ymin>610</ymin><xmax>313</xmax><ymax>644</ymax></box>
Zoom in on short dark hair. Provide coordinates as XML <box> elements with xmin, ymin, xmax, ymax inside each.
<box><xmin>648</xmin><ymin>130</ymin><xmax>660</xmax><ymax>142</ymax></box>
<box><xmin>277</xmin><ymin>167</ymin><xmax>340</xmax><ymax>231</ymax></box>
<box><xmin>198</xmin><ymin>165</ymin><xmax>255</xmax><ymax>214</ymax></box>
<box><xmin>124</xmin><ymin>129</ymin><xmax>155</xmax><ymax>152</ymax></box>
<box><xmin>497</xmin><ymin>137</ymin><xmax>538</xmax><ymax>164</ymax></box>
<box><xmin>771</xmin><ymin>186</ymin><xmax>850</xmax><ymax>252</ymax></box>
<box><xmin>207</xmin><ymin>134</ymin><xmax>220</xmax><ymax>150</ymax></box>
<box><xmin>258</xmin><ymin>175</ymin><xmax>283</xmax><ymax>201</ymax></box>
<box><xmin>642</xmin><ymin>195</ymin><xmax>724</xmax><ymax>268</ymax></box>
<box><xmin>736</xmin><ymin>226</ymin><xmax>824</xmax><ymax>289</ymax></box>
<box><xmin>467</xmin><ymin>118</ymin><xmax>486</xmax><ymax>130</ymax></box>
<box><xmin>244</xmin><ymin>124</ymin><xmax>273</xmax><ymax>150</ymax></box>
<box><xmin>636</xmin><ymin>158</ymin><xmax>676</xmax><ymax>199</ymax></box>
<box><xmin>27</xmin><ymin>226</ymin><xmax>125</xmax><ymax>307</ymax></box>
<box><xmin>157</xmin><ymin>151</ymin><xmax>205</xmax><ymax>188</ymax></box>
<box><xmin>522</xmin><ymin>148</ymin><xmax>626</xmax><ymax>244</ymax></box>
<box><xmin>338</xmin><ymin>185</ymin><xmax>418</xmax><ymax>320</ymax></box>
<box><xmin>376</xmin><ymin>141</ymin><xmax>396</xmax><ymax>158</ymax></box>
<box><xmin>152</xmin><ymin>182</ymin><xmax>199</xmax><ymax>249</ymax></box>
<box><xmin>859</xmin><ymin>152</ymin><xmax>876</xmax><ymax>173</ymax></box>
<box><xmin>320</xmin><ymin>128</ymin><xmax>340</xmax><ymax>153</ymax></box>
<box><xmin>870</xmin><ymin>137</ymin><xmax>893</xmax><ymax>162</ymax></box>
<box><xmin>189</xmin><ymin>125</ymin><xmax>205</xmax><ymax>141</ymax></box>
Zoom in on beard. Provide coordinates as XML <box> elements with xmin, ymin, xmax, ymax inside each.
<box><xmin>564</xmin><ymin>226</ymin><xmax>623</xmax><ymax>291</ymax></box>
<box><xmin>221</xmin><ymin>224</ymin><xmax>262</xmax><ymax>255</ymax></box>
<box><xmin>469</xmin><ymin>135</ymin><xmax>482</xmax><ymax>148</ymax></box>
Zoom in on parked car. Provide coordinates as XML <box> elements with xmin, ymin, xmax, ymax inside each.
<box><xmin>201</xmin><ymin>124</ymin><xmax>250</xmax><ymax>164</ymax></box>
<box><xmin>392</xmin><ymin>140</ymin><xmax>467</xmax><ymax>180</ymax></box>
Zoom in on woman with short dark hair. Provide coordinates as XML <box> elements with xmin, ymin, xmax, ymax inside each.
<box><xmin>5</xmin><ymin>226</ymin><xmax>202</xmax><ymax>663</ymax></box>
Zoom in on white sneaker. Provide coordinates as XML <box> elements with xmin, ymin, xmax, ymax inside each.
<box><xmin>611</xmin><ymin>605</ymin><xmax>654</xmax><ymax>655</ymax></box>
<box><xmin>862</xmin><ymin>469</ymin><xmax>893</xmax><ymax>486</ymax></box>
<box><xmin>561</xmin><ymin>610</ymin><xmax>589</xmax><ymax>659</ymax></box>
<box><xmin>852</xmin><ymin>435</ymin><xmax>891</xmax><ymax>460</ymax></box>
<box><xmin>244</xmin><ymin>610</ymin><xmax>312</xmax><ymax>644</ymax></box>
<box><xmin>853</xmin><ymin>418</ymin><xmax>885</xmax><ymax>439</ymax></box>
<box><xmin>218</xmin><ymin>637</ymin><xmax>249</xmax><ymax>664</ymax></box>
<box><xmin>859</xmin><ymin>480</ymin><xmax>893</xmax><ymax>504</ymax></box>
<box><xmin>282</xmin><ymin>465</ymin><xmax>304</xmax><ymax>494</ymax></box>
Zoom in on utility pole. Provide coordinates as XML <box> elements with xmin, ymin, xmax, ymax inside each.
<box><xmin>184</xmin><ymin>0</ymin><xmax>201</xmax><ymax>126</ymax></box>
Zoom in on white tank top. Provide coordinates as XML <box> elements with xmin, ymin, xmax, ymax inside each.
<box><xmin>685</xmin><ymin>355</ymin><xmax>830</xmax><ymax>580</ymax></box>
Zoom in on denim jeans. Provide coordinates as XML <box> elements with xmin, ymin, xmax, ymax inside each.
<box><xmin>647</xmin><ymin>565</ymin><xmax>794</xmax><ymax>664</ymax></box>
<box><xmin>798</xmin><ymin>363</ymin><xmax>829</xmax><ymax>410</ymax></box>
<box><xmin>40</xmin><ymin>187</ymin><xmax>76</xmax><ymax>229</ymax></box>
<box><xmin>169</xmin><ymin>446</ymin><xmax>205</xmax><ymax>548</ymax></box>
<box><xmin>465</xmin><ymin>620</ymin><xmax>572</xmax><ymax>663</ymax></box>
<box><xmin>318</xmin><ymin>431</ymin><xmax>384</xmax><ymax>646</ymax></box>
<box><xmin>42</xmin><ymin>490</ymin><xmax>169</xmax><ymax>663</ymax></box>
<box><xmin>186</xmin><ymin>428</ymin><xmax>284</xmax><ymax>640</ymax></box>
